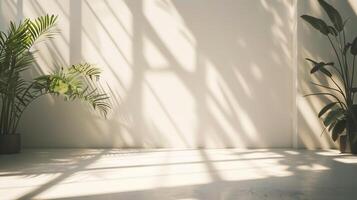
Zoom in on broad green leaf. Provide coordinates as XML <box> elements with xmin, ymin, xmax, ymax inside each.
<box><xmin>328</xmin><ymin>120</ymin><xmax>337</xmax><ymax>131</ymax></box>
<box><xmin>306</xmin><ymin>59</ymin><xmax>333</xmax><ymax>77</ymax></box>
<box><xmin>305</xmin><ymin>58</ymin><xmax>318</xmax><ymax>65</ymax></box>
<box><xmin>310</xmin><ymin>62</ymin><xmax>325</xmax><ymax>74</ymax></box>
<box><xmin>301</xmin><ymin>15</ymin><xmax>329</xmax><ymax>35</ymax></box>
<box><xmin>324</xmin><ymin>108</ymin><xmax>345</xmax><ymax>127</ymax></box>
<box><xmin>351</xmin><ymin>36</ymin><xmax>357</xmax><ymax>55</ymax></box>
<box><xmin>318</xmin><ymin>0</ymin><xmax>344</xmax><ymax>32</ymax></box>
<box><xmin>332</xmin><ymin>119</ymin><xmax>346</xmax><ymax>141</ymax></box>
<box><xmin>328</xmin><ymin>26</ymin><xmax>337</xmax><ymax>36</ymax></box>
<box><xmin>319</xmin><ymin>67</ymin><xmax>332</xmax><ymax>77</ymax></box>
<box><xmin>318</xmin><ymin>102</ymin><xmax>337</xmax><ymax>118</ymax></box>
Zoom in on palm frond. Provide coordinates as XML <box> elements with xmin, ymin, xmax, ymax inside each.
<box><xmin>32</xmin><ymin>63</ymin><xmax>111</xmax><ymax>117</ymax></box>
<box><xmin>0</xmin><ymin>15</ymin><xmax>58</xmax><ymax>134</ymax></box>
<box><xmin>0</xmin><ymin>15</ymin><xmax>109</xmax><ymax>135</ymax></box>
<box><xmin>68</xmin><ymin>63</ymin><xmax>102</xmax><ymax>80</ymax></box>
<box><xmin>27</xmin><ymin>14</ymin><xmax>58</xmax><ymax>46</ymax></box>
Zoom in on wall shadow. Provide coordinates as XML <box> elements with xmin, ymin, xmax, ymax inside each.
<box><xmin>0</xmin><ymin>0</ymin><xmax>344</xmax><ymax>149</ymax></box>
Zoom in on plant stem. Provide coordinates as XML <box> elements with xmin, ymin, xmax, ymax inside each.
<box><xmin>310</xmin><ymin>81</ymin><xmax>344</xmax><ymax>96</ymax></box>
<box><xmin>342</xmin><ymin>30</ymin><xmax>351</xmax><ymax>106</ymax></box>
<box><xmin>327</xmin><ymin>35</ymin><xmax>349</xmax><ymax>105</ymax></box>
<box><xmin>12</xmin><ymin>93</ymin><xmax>45</xmax><ymax>134</ymax></box>
<box><xmin>327</xmin><ymin>35</ymin><xmax>347</xmax><ymax>92</ymax></box>
<box><xmin>304</xmin><ymin>92</ymin><xmax>347</xmax><ymax>109</ymax></box>
<box><xmin>329</xmin><ymin>76</ymin><xmax>347</xmax><ymax>102</ymax></box>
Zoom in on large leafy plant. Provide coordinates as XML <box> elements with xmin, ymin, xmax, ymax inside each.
<box><xmin>0</xmin><ymin>15</ymin><xmax>110</xmax><ymax>135</ymax></box>
<box><xmin>301</xmin><ymin>0</ymin><xmax>357</xmax><ymax>142</ymax></box>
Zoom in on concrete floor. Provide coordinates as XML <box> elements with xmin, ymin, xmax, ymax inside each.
<box><xmin>0</xmin><ymin>149</ymin><xmax>357</xmax><ymax>200</ymax></box>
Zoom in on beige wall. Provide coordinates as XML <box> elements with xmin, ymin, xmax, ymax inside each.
<box><xmin>2</xmin><ymin>0</ymin><xmax>354</xmax><ymax>148</ymax></box>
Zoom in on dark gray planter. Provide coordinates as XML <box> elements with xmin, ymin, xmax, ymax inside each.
<box><xmin>347</xmin><ymin>105</ymin><xmax>357</xmax><ymax>155</ymax></box>
<box><xmin>348</xmin><ymin>124</ymin><xmax>357</xmax><ymax>155</ymax></box>
<box><xmin>0</xmin><ymin>134</ymin><xmax>21</xmax><ymax>154</ymax></box>
<box><xmin>339</xmin><ymin>135</ymin><xmax>348</xmax><ymax>153</ymax></box>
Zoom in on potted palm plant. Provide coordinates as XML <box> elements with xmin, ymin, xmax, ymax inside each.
<box><xmin>0</xmin><ymin>15</ymin><xmax>110</xmax><ymax>154</ymax></box>
<box><xmin>301</xmin><ymin>0</ymin><xmax>357</xmax><ymax>154</ymax></box>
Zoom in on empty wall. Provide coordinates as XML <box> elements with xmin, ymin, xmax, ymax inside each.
<box><xmin>0</xmin><ymin>0</ymin><xmax>355</xmax><ymax>148</ymax></box>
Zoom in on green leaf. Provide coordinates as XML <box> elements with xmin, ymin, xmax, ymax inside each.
<box><xmin>301</xmin><ymin>15</ymin><xmax>329</xmax><ymax>35</ymax></box>
<box><xmin>318</xmin><ymin>0</ymin><xmax>344</xmax><ymax>32</ymax></box>
<box><xmin>310</xmin><ymin>62</ymin><xmax>325</xmax><ymax>74</ymax></box>
<box><xmin>53</xmin><ymin>80</ymin><xmax>69</xmax><ymax>94</ymax></box>
<box><xmin>324</xmin><ymin>108</ymin><xmax>345</xmax><ymax>127</ymax></box>
<box><xmin>305</xmin><ymin>58</ymin><xmax>318</xmax><ymax>65</ymax></box>
<box><xmin>42</xmin><ymin>63</ymin><xmax>111</xmax><ymax>117</ymax></box>
<box><xmin>327</xmin><ymin>26</ymin><xmax>337</xmax><ymax>36</ymax></box>
<box><xmin>351</xmin><ymin>36</ymin><xmax>357</xmax><ymax>55</ymax></box>
<box><xmin>332</xmin><ymin>119</ymin><xmax>346</xmax><ymax>141</ymax></box>
<box><xmin>319</xmin><ymin>67</ymin><xmax>332</xmax><ymax>77</ymax></box>
<box><xmin>318</xmin><ymin>102</ymin><xmax>338</xmax><ymax>118</ymax></box>
<box><xmin>328</xmin><ymin>120</ymin><xmax>337</xmax><ymax>131</ymax></box>
<box><xmin>306</xmin><ymin>58</ymin><xmax>333</xmax><ymax>77</ymax></box>
<box><xmin>27</xmin><ymin>14</ymin><xmax>58</xmax><ymax>46</ymax></box>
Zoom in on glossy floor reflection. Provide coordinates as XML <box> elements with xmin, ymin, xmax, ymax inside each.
<box><xmin>0</xmin><ymin>149</ymin><xmax>357</xmax><ymax>200</ymax></box>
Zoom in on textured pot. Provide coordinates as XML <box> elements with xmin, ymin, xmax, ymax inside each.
<box><xmin>348</xmin><ymin>128</ymin><xmax>357</xmax><ymax>155</ymax></box>
<box><xmin>0</xmin><ymin>134</ymin><xmax>21</xmax><ymax>154</ymax></box>
<box><xmin>339</xmin><ymin>135</ymin><xmax>348</xmax><ymax>153</ymax></box>
<box><xmin>347</xmin><ymin>105</ymin><xmax>357</xmax><ymax>155</ymax></box>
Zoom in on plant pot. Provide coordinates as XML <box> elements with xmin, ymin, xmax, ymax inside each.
<box><xmin>348</xmin><ymin>128</ymin><xmax>357</xmax><ymax>155</ymax></box>
<box><xmin>339</xmin><ymin>135</ymin><xmax>348</xmax><ymax>153</ymax></box>
<box><xmin>0</xmin><ymin>134</ymin><xmax>21</xmax><ymax>154</ymax></box>
<box><xmin>347</xmin><ymin>106</ymin><xmax>357</xmax><ymax>154</ymax></box>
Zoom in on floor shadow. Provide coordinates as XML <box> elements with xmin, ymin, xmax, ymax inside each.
<box><xmin>1</xmin><ymin>149</ymin><xmax>356</xmax><ymax>200</ymax></box>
